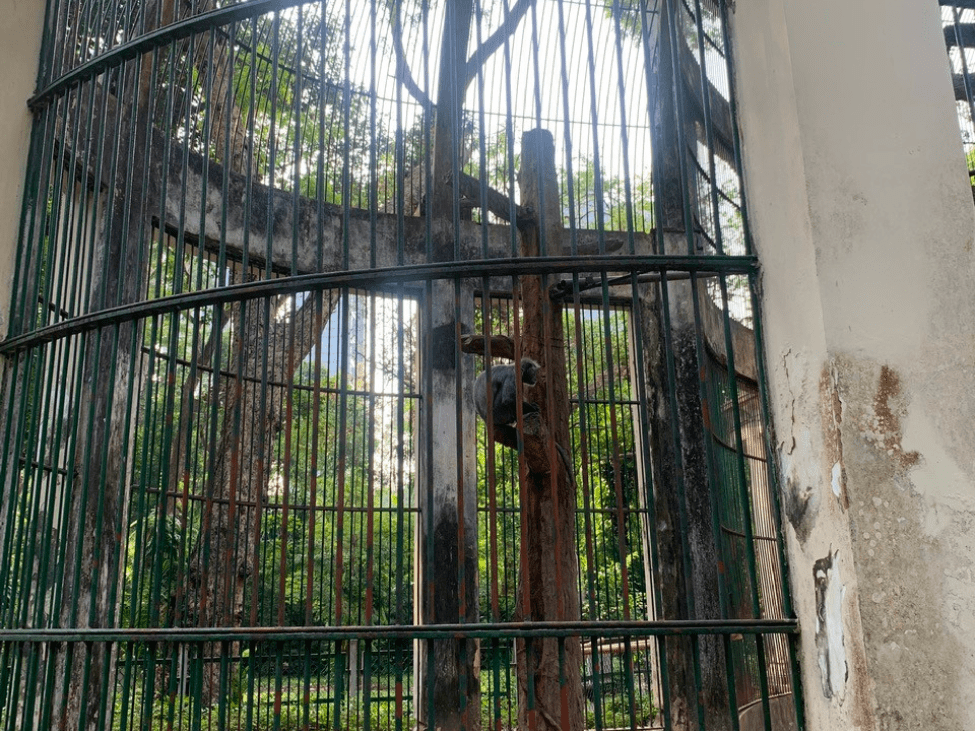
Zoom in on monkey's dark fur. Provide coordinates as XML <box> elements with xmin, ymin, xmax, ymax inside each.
<box><xmin>474</xmin><ymin>358</ymin><xmax>540</xmax><ymax>426</ymax></box>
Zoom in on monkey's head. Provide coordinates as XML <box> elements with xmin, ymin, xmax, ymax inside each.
<box><xmin>520</xmin><ymin>357</ymin><xmax>541</xmax><ymax>386</ymax></box>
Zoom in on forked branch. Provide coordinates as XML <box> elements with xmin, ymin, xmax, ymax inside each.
<box><xmin>463</xmin><ymin>0</ymin><xmax>535</xmax><ymax>87</ymax></box>
<box><xmin>391</xmin><ymin>0</ymin><xmax>537</xmax><ymax>111</ymax></box>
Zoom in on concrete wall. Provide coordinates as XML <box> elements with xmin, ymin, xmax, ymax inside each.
<box><xmin>0</xmin><ymin>0</ymin><xmax>45</xmax><ymax>338</ymax></box>
<box><xmin>731</xmin><ymin>0</ymin><xmax>975</xmax><ymax>729</ymax></box>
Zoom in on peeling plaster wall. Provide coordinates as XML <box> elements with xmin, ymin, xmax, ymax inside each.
<box><xmin>0</xmin><ymin>0</ymin><xmax>45</xmax><ymax>339</ymax></box>
<box><xmin>731</xmin><ymin>0</ymin><xmax>975</xmax><ymax>729</ymax></box>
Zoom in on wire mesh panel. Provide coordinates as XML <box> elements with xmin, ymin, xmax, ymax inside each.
<box><xmin>1</xmin><ymin>0</ymin><xmax>802</xmax><ymax>730</ymax></box>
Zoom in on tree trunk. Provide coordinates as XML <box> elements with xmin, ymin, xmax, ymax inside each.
<box><xmin>172</xmin><ymin>291</ymin><xmax>333</xmax><ymax>706</ymax></box>
<box><xmin>513</xmin><ymin>129</ymin><xmax>585</xmax><ymax>731</ymax></box>
<box><xmin>47</xmin><ymin>22</ymin><xmax>174</xmax><ymax>723</ymax></box>
<box><xmin>642</xmin><ymin>1</ymin><xmax>732</xmax><ymax>725</ymax></box>
<box><xmin>413</xmin><ymin>3</ymin><xmax>481</xmax><ymax>731</ymax></box>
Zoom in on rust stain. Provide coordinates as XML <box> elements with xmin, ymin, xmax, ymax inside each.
<box><xmin>820</xmin><ymin>365</ymin><xmax>848</xmax><ymax>508</ymax></box>
<box><xmin>870</xmin><ymin>365</ymin><xmax>921</xmax><ymax>469</ymax></box>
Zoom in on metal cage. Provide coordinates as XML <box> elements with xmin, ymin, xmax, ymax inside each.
<box><xmin>0</xmin><ymin>0</ymin><xmax>802</xmax><ymax>729</ymax></box>
<box><xmin>941</xmin><ymin>0</ymin><xmax>975</xmax><ymax>197</ymax></box>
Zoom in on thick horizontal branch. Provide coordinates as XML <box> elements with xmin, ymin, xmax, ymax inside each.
<box><xmin>458</xmin><ymin>171</ymin><xmax>535</xmax><ymax>228</ymax></box>
<box><xmin>157</xmin><ymin>144</ymin><xmax>632</xmax><ymax>275</ymax></box>
<box><xmin>55</xmin><ymin>85</ymin><xmax>642</xmax><ymax>279</ymax></box>
<box><xmin>460</xmin><ymin>334</ymin><xmax>516</xmax><ymax>359</ymax></box>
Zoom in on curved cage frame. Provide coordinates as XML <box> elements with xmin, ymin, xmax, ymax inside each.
<box><xmin>0</xmin><ymin>1</ymin><xmax>803</xmax><ymax>729</ymax></box>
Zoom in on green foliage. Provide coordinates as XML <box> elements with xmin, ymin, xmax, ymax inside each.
<box><xmin>966</xmin><ymin>144</ymin><xmax>975</xmax><ymax>175</ymax></box>
<box><xmin>467</xmin><ymin>129</ymin><xmax>520</xmax><ymax>202</ymax></box>
<box><xmin>164</xmin><ymin>6</ymin><xmax>385</xmax><ymax>204</ymax></box>
<box><xmin>564</xmin><ymin>309</ymin><xmax>648</xmax><ymax>622</ymax></box>
<box><xmin>565</xmin><ymin>156</ymin><xmax>654</xmax><ymax>233</ymax></box>
<box><xmin>475</xmin><ymin>415</ymin><xmax>524</xmax><ymax>622</ymax></box>
<box><xmin>480</xmin><ymin>679</ymin><xmax>517</xmax><ymax>730</ymax></box>
<box><xmin>121</xmin><ymin>513</ymin><xmax>196</xmax><ymax>631</ymax></box>
<box><xmin>112</xmin><ymin>673</ymin><xmax>416</xmax><ymax>731</ymax></box>
<box><xmin>247</xmin><ymin>364</ymin><xmax>416</xmax><ymax>636</ymax></box>
<box><xmin>586</xmin><ymin>691</ymin><xmax>657</xmax><ymax>729</ymax></box>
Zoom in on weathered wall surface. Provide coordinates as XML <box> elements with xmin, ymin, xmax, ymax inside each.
<box><xmin>731</xmin><ymin>0</ymin><xmax>975</xmax><ymax>729</ymax></box>
<box><xmin>0</xmin><ymin>0</ymin><xmax>44</xmax><ymax>338</ymax></box>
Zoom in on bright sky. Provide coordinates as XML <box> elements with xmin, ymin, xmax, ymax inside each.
<box><xmin>337</xmin><ymin>0</ymin><xmax>658</xmax><ymax>185</ymax></box>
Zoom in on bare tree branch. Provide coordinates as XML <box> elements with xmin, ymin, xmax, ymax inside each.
<box><xmin>458</xmin><ymin>171</ymin><xmax>535</xmax><ymax>227</ymax></box>
<box><xmin>391</xmin><ymin>0</ymin><xmax>434</xmax><ymax>111</ymax></box>
<box><xmin>464</xmin><ymin>0</ymin><xmax>535</xmax><ymax>87</ymax></box>
<box><xmin>461</xmin><ymin>333</ymin><xmax>516</xmax><ymax>359</ymax></box>
<box><xmin>393</xmin><ymin>0</ymin><xmax>535</xmax><ymax>112</ymax></box>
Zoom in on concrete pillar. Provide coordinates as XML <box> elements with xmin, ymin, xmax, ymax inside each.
<box><xmin>0</xmin><ymin>0</ymin><xmax>45</xmax><ymax>338</ymax></box>
<box><xmin>731</xmin><ymin>1</ymin><xmax>975</xmax><ymax>728</ymax></box>
<box><xmin>414</xmin><ymin>278</ymin><xmax>480</xmax><ymax>731</ymax></box>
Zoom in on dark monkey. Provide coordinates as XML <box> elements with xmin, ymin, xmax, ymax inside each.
<box><xmin>474</xmin><ymin>357</ymin><xmax>541</xmax><ymax>426</ymax></box>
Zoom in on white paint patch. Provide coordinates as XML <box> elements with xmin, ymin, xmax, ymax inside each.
<box><xmin>814</xmin><ymin>550</ymin><xmax>848</xmax><ymax>702</ymax></box>
<box><xmin>817</xmin><ymin>633</ymin><xmax>829</xmax><ymax>693</ymax></box>
<box><xmin>831</xmin><ymin>461</ymin><xmax>842</xmax><ymax>499</ymax></box>
<box><xmin>826</xmin><ymin>568</ymin><xmax>848</xmax><ymax>704</ymax></box>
